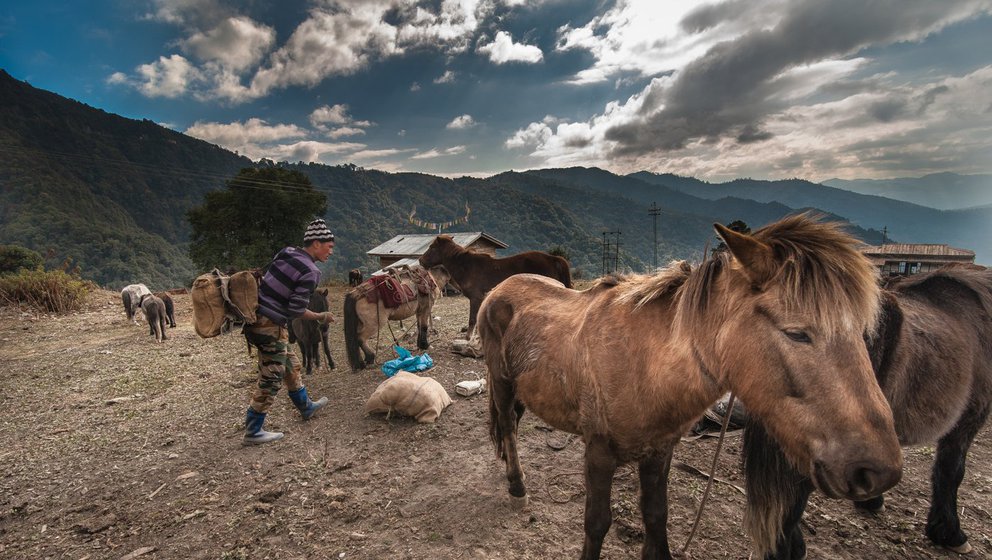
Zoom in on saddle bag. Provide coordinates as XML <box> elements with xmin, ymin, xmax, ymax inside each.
<box><xmin>190</xmin><ymin>269</ymin><xmax>259</xmax><ymax>338</ymax></box>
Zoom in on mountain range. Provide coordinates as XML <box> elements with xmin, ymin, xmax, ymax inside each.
<box><xmin>0</xmin><ymin>69</ymin><xmax>987</xmax><ymax>290</ymax></box>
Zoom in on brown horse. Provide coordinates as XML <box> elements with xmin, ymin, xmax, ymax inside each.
<box><xmin>348</xmin><ymin>268</ymin><xmax>363</xmax><ymax>287</ymax></box>
<box><xmin>743</xmin><ymin>264</ymin><xmax>992</xmax><ymax>559</ymax></box>
<box><xmin>478</xmin><ymin>215</ymin><xmax>903</xmax><ymax>560</ymax></box>
<box><xmin>343</xmin><ymin>265</ymin><xmax>449</xmax><ymax>371</ymax></box>
<box><xmin>418</xmin><ymin>234</ymin><xmax>572</xmax><ymax>339</ymax></box>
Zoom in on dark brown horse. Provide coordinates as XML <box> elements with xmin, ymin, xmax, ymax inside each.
<box><xmin>289</xmin><ymin>287</ymin><xmax>334</xmax><ymax>375</ymax></box>
<box><xmin>478</xmin><ymin>215</ymin><xmax>903</xmax><ymax>560</ymax></box>
<box><xmin>348</xmin><ymin>268</ymin><xmax>363</xmax><ymax>287</ymax></box>
<box><xmin>743</xmin><ymin>264</ymin><xmax>992</xmax><ymax>559</ymax></box>
<box><xmin>418</xmin><ymin>234</ymin><xmax>572</xmax><ymax>339</ymax></box>
<box><xmin>343</xmin><ymin>265</ymin><xmax>449</xmax><ymax>371</ymax></box>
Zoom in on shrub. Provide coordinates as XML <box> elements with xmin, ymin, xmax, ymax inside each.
<box><xmin>0</xmin><ymin>244</ymin><xmax>44</xmax><ymax>275</ymax></box>
<box><xmin>0</xmin><ymin>269</ymin><xmax>94</xmax><ymax>313</ymax></box>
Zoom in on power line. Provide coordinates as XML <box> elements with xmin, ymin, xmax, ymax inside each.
<box><xmin>0</xmin><ymin>142</ymin><xmax>357</xmax><ymax>196</ymax></box>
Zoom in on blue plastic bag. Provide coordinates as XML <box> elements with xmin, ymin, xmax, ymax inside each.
<box><xmin>381</xmin><ymin>345</ymin><xmax>434</xmax><ymax>377</ymax></box>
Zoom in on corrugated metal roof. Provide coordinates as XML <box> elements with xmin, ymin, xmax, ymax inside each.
<box><xmin>861</xmin><ymin>243</ymin><xmax>975</xmax><ymax>258</ymax></box>
<box><xmin>367</xmin><ymin>232</ymin><xmax>508</xmax><ymax>257</ymax></box>
<box><xmin>371</xmin><ymin>258</ymin><xmax>421</xmax><ymax>276</ymax></box>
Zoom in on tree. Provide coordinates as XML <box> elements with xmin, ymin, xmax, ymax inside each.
<box><xmin>188</xmin><ymin>167</ymin><xmax>327</xmax><ymax>272</ymax></box>
<box><xmin>548</xmin><ymin>245</ymin><xmax>571</xmax><ymax>262</ymax></box>
<box><xmin>712</xmin><ymin>220</ymin><xmax>751</xmax><ymax>257</ymax></box>
<box><xmin>0</xmin><ymin>244</ymin><xmax>44</xmax><ymax>275</ymax></box>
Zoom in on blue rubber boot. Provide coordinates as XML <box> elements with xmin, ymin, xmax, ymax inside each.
<box><xmin>243</xmin><ymin>408</ymin><xmax>283</xmax><ymax>446</ymax></box>
<box><xmin>288</xmin><ymin>387</ymin><xmax>328</xmax><ymax>420</ymax></box>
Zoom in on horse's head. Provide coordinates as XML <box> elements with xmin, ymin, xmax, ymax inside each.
<box><xmin>427</xmin><ymin>265</ymin><xmax>450</xmax><ymax>295</ymax></box>
<box><xmin>689</xmin><ymin>215</ymin><xmax>901</xmax><ymax>501</ymax></box>
<box><xmin>419</xmin><ymin>235</ymin><xmax>456</xmax><ymax>268</ymax></box>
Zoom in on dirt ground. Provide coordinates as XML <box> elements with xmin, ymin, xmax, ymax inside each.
<box><xmin>0</xmin><ymin>284</ymin><xmax>990</xmax><ymax>560</ymax></box>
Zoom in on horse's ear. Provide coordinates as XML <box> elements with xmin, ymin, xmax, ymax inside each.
<box><xmin>318</xmin><ymin>287</ymin><xmax>328</xmax><ymax>295</ymax></box>
<box><xmin>714</xmin><ymin>223</ymin><xmax>777</xmax><ymax>286</ymax></box>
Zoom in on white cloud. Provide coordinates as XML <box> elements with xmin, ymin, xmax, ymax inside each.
<box><xmin>446</xmin><ymin>114</ymin><xmax>476</xmax><ymax>129</ymax></box>
<box><xmin>135</xmin><ymin>54</ymin><xmax>199</xmax><ymax>98</ymax></box>
<box><xmin>326</xmin><ymin>127</ymin><xmax>368</xmax><ymax>139</ymax></box>
<box><xmin>143</xmin><ymin>0</ymin><xmax>228</xmax><ymax>27</ymax></box>
<box><xmin>185</xmin><ymin>118</ymin><xmax>306</xmax><ymax>147</ymax></box>
<box><xmin>477</xmin><ymin>30</ymin><xmax>543</xmax><ymax>64</ymax></box>
<box><xmin>434</xmin><ymin>70</ymin><xmax>456</xmax><ymax>84</ymax></box>
<box><xmin>181</xmin><ymin>16</ymin><xmax>275</xmax><ymax>71</ymax></box>
<box><xmin>350</xmin><ymin>148</ymin><xmax>414</xmax><ymax>159</ymax></box>
<box><xmin>249</xmin><ymin>5</ymin><xmax>401</xmax><ymax>96</ymax></box>
<box><xmin>266</xmin><ymin>140</ymin><xmax>367</xmax><ymax>163</ymax></box>
<box><xmin>555</xmin><ymin>0</ymin><xmax>723</xmax><ymax>84</ymax></box>
<box><xmin>411</xmin><ymin>145</ymin><xmax>467</xmax><ymax>159</ymax></box>
<box><xmin>106</xmin><ymin>72</ymin><xmax>128</xmax><ymax>85</ymax></box>
<box><xmin>310</xmin><ymin>104</ymin><xmax>352</xmax><ymax>127</ymax></box>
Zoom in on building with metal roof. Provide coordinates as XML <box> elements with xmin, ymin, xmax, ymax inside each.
<box><xmin>861</xmin><ymin>243</ymin><xmax>976</xmax><ymax>276</ymax></box>
<box><xmin>367</xmin><ymin>232</ymin><xmax>508</xmax><ymax>273</ymax></box>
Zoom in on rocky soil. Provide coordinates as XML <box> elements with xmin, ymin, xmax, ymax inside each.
<box><xmin>0</xmin><ymin>285</ymin><xmax>989</xmax><ymax>559</ymax></box>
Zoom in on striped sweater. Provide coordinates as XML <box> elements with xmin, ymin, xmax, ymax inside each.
<box><xmin>256</xmin><ymin>246</ymin><xmax>321</xmax><ymax>326</ymax></box>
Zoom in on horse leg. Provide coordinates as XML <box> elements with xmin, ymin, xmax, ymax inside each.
<box><xmin>305</xmin><ymin>340</ymin><xmax>316</xmax><ymax>375</ymax></box>
<box><xmin>466</xmin><ymin>296</ymin><xmax>482</xmax><ymax>339</ymax></box>
<box><xmin>361</xmin><ymin>338</ymin><xmax>376</xmax><ymax>365</ymax></box>
<box><xmin>925</xmin><ymin>404</ymin><xmax>990</xmax><ymax>553</ymax></box>
<box><xmin>321</xmin><ymin>326</ymin><xmax>334</xmax><ymax>370</ymax></box>
<box><xmin>580</xmin><ymin>436</ymin><xmax>618</xmax><ymax>560</ymax></box>
<box><xmin>638</xmin><ymin>448</ymin><xmax>674</xmax><ymax>560</ymax></box>
<box><xmin>416</xmin><ymin>315</ymin><xmax>429</xmax><ymax>350</ymax></box>
<box><xmin>490</xmin><ymin>376</ymin><xmax>527</xmax><ymax>508</ymax></box>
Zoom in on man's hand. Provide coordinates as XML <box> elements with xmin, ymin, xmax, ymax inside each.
<box><xmin>316</xmin><ymin>311</ymin><xmax>335</xmax><ymax>324</ymax></box>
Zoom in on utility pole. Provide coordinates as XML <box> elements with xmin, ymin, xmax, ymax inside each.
<box><xmin>601</xmin><ymin>230</ymin><xmax>622</xmax><ymax>275</ymax></box>
<box><xmin>648</xmin><ymin>202</ymin><xmax>661</xmax><ymax>270</ymax></box>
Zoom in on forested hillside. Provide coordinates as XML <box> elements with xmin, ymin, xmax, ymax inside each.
<box><xmin>0</xmin><ymin>70</ymin><xmax>251</xmax><ymax>288</ymax></box>
<box><xmin>6</xmin><ymin>69</ymin><xmax>956</xmax><ymax>291</ymax></box>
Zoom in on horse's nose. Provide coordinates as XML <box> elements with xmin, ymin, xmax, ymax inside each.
<box><xmin>844</xmin><ymin>460</ymin><xmax>902</xmax><ymax>500</ymax></box>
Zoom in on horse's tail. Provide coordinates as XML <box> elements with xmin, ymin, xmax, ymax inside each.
<box><xmin>479</xmin><ymin>295</ymin><xmax>511</xmax><ymax>460</ymax></box>
<box><xmin>343</xmin><ymin>291</ymin><xmax>364</xmax><ymax>371</ymax></box>
<box><xmin>742</xmin><ymin>418</ymin><xmax>813</xmax><ymax>558</ymax></box>
<box><xmin>121</xmin><ymin>291</ymin><xmax>132</xmax><ymax>319</ymax></box>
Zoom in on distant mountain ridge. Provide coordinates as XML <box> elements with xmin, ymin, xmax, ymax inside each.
<box><xmin>823</xmin><ymin>173</ymin><xmax>992</xmax><ymax>210</ymax></box>
<box><xmin>1</xmin><ymin>69</ymin><xmax>987</xmax><ymax>289</ymax></box>
<box><xmin>631</xmin><ymin>171</ymin><xmax>992</xmax><ymax>264</ymax></box>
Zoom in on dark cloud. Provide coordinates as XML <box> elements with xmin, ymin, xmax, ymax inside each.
<box><xmin>680</xmin><ymin>0</ymin><xmax>751</xmax><ymax>33</ymax></box>
<box><xmin>605</xmin><ymin>0</ymin><xmax>988</xmax><ymax>157</ymax></box>
<box><xmin>868</xmin><ymin>97</ymin><xmax>907</xmax><ymax>122</ymax></box>
<box><xmin>736</xmin><ymin>124</ymin><xmax>773</xmax><ymax>143</ymax></box>
<box><xmin>916</xmin><ymin>84</ymin><xmax>949</xmax><ymax>115</ymax></box>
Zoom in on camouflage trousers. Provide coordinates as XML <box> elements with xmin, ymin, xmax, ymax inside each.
<box><xmin>244</xmin><ymin>315</ymin><xmax>304</xmax><ymax>414</ymax></box>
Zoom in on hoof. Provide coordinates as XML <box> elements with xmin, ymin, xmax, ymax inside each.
<box><xmin>509</xmin><ymin>494</ymin><xmax>529</xmax><ymax>510</ymax></box>
<box><xmin>944</xmin><ymin>541</ymin><xmax>972</xmax><ymax>555</ymax></box>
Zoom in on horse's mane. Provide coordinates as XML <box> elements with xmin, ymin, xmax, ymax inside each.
<box><xmin>675</xmin><ymin>215</ymin><xmax>882</xmax><ymax>339</ymax></box>
<box><xmin>613</xmin><ymin>261</ymin><xmax>693</xmax><ymax>307</ymax></box>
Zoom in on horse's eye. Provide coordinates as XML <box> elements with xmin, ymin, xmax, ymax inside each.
<box><xmin>783</xmin><ymin>329</ymin><xmax>812</xmax><ymax>344</ymax></box>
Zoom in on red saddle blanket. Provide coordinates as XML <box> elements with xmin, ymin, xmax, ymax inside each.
<box><xmin>362</xmin><ymin>275</ymin><xmax>417</xmax><ymax>308</ymax></box>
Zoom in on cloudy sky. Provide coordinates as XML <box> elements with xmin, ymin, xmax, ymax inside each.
<box><xmin>2</xmin><ymin>0</ymin><xmax>991</xmax><ymax>181</ymax></box>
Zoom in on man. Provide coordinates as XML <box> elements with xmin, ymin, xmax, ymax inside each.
<box><xmin>243</xmin><ymin>218</ymin><xmax>336</xmax><ymax>445</ymax></box>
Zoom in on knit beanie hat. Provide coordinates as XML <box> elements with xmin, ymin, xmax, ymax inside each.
<box><xmin>303</xmin><ymin>218</ymin><xmax>334</xmax><ymax>244</ymax></box>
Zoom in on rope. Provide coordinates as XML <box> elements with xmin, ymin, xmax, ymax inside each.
<box><xmin>680</xmin><ymin>391</ymin><xmax>737</xmax><ymax>556</ymax></box>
